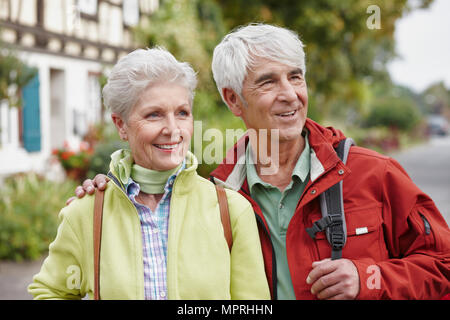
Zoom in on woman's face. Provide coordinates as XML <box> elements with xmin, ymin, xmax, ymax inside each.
<box><xmin>112</xmin><ymin>82</ymin><xmax>193</xmax><ymax>171</ymax></box>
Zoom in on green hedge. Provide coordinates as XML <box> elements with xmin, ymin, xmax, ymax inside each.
<box><xmin>0</xmin><ymin>173</ymin><xmax>77</xmax><ymax>261</ymax></box>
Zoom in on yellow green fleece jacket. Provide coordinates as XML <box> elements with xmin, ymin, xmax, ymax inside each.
<box><xmin>28</xmin><ymin>151</ymin><xmax>270</xmax><ymax>300</ymax></box>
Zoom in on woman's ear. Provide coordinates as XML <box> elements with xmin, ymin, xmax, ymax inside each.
<box><xmin>222</xmin><ymin>88</ymin><xmax>244</xmax><ymax>117</ymax></box>
<box><xmin>111</xmin><ymin>113</ymin><xmax>128</xmax><ymax>141</ymax></box>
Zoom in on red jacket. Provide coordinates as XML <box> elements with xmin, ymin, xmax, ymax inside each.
<box><xmin>210</xmin><ymin>119</ymin><xmax>450</xmax><ymax>299</ymax></box>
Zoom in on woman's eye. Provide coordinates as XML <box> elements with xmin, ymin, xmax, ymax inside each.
<box><xmin>178</xmin><ymin>106</ymin><xmax>192</xmax><ymax>117</ymax></box>
<box><xmin>147</xmin><ymin>112</ymin><xmax>160</xmax><ymax>118</ymax></box>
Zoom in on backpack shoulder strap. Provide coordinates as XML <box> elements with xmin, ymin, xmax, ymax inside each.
<box><xmin>215</xmin><ymin>184</ymin><xmax>233</xmax><ymax>252</ymax></box>
<box><xmin>306</xmin><ymin>138</ymin><xmax>355</xmax><ymax>260</ymax></box>
<box><xmin>93</xmin><ymin>188</ymin><xmax>105</xmax><ymax>300</ymax></box>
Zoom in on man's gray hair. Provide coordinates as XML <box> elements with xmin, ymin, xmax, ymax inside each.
<box><xmin>212</xmin><ymin>23</ymin><xmax>306</xmax><ymax>106</ymax></box>
<box><xmin>103</xmin><ymin>47</ymin><xmax>197</xmax><ymax>120</ymax></box>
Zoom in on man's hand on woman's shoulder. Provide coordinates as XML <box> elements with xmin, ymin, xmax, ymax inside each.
<box><xmin>66</xmin><ymin>174</ymin><xmax>109</xmax><ymax>205</ymax></box>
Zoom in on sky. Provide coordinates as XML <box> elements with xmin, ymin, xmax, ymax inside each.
<box><xmin>387</xmin><ymin>0</ymin><xmax>450</xmax><ymax>93</ymax></box>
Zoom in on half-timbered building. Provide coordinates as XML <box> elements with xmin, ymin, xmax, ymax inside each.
<box><xmin>0</xmin><ymin>0</ymin><xmax>159</xmax><ymax>177</ymax></box>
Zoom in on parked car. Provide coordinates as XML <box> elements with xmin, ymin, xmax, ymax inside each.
<box><xmin>427</xmin><ymin>115</ymin><xmax>449</xmax><ymax>136</ymax></box>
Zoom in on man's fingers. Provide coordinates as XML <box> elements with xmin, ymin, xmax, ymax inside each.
<box><xmin>74</xmin><ymin>175</ymin><xmax>109</xmax><ymax>201</ymax></box>
<box><xmin>311</xmin><ymin>258</ymin><xmax>331</xmax><ymax>268</ymax></box>
<box><xmin>66</xmin><ymin>196</ymin><xmax>76</xmax><ymax>206</ymax></box>
<box><xmin>82</xmin><ymin>179</ymin><xmax>95</xmax><ymax>194</ymax></box>
<box><xmin>306</xmin><ymin>259</ymin><xmax>335</xmax><ymax>284</ymax></box>
<box><xmin>315</xmin><ymin>282</ymin><xmax>342</xmax><ymax>300</ymax></box>
<box><xmin>75</xmin><ymin>186</ymin><xmax>85</xmax><ymax>198</ymax></box>
<box><xmin>308</xmin><ymin>259</ymin><xmax>360</xmax><ymax>300</ymax></box>
<box><xmin>94</xmin><ymin>174</ymin><xmax>109</xmax><ymax>191</ymax></box>
<box><xmin>310</xmin><ymin>270</ymin><xmax>339</xmax><ymax>296</ymax></box>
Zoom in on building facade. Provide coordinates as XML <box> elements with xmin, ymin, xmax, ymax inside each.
<box><xmin>0</xmin><ymin>0</ymin><xmax>159</xmax><ymax>177</ymax></box>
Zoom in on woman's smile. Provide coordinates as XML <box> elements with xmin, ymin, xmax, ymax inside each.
<box><xmin>153</xmin><ymin>140</ymin><xmax>183</xmax><ymax>152</ymax></box>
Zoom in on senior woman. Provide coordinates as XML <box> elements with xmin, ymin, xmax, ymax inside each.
<box><xmin>28</xmin><ymin>47</ymin><xmax>270</xmax><ymax>300</ymax></box>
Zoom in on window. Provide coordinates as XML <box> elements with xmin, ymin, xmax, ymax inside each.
<box><xmin>123</xmin><ymin>0</ymin><xmax>139</xmax><ymax>27</ymax></box>
<box><xmin>0</xmin><ymin>101</ymin><xmax>18</xmax><ymax>148</ymax></box>
<box><xmin>78</xmin><ymin>0</ymin><xmax>98</xmax><ymax>15</ymax></box>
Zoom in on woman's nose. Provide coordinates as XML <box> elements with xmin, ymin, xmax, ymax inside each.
<box><xmin>162</xmin><ymin>115</ymin><xmax>180</xmax><ymax>136</ymax></box>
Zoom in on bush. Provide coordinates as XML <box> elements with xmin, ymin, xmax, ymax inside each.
<box><xmin>365</xmin><ymin>97</ymin><xmax>421</xmax><ymax>132</ymax></box>
<box><xmin>87</xmin><ymin>140</ymin><xmax>128</xmax><ymax>179</ymax></box>
<box><xmin>0</xmin><ymin>173</ymin><xmax>77</xmax><ymax>261</ymax></box>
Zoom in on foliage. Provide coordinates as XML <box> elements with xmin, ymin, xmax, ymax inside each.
<box><xmin>125</xmin><ymin>0</ymin><xmax>438</xmax><ymax>175</ymax></box>
<box><xmin>0</xmin><ymin>173</ymin><xmax>77</xmax><ymax>261</ymax></box>
<box><xmin>52</xmin><ymin>141</ymin><xmax>93</xmax><ymax>171</ymax></box>
<box><xmin>87</xmin><ymin>140</ymin><xmax>128</xmax><ymax>179</ymax></box>
<box><xmin>216</xmin><ymin>0</ymin><xmax>434</xmax><ymax>120</ymax></box>
<box><xmin>0</xmin><ymin>47</ymin><xmax>37</xmax><ymax>108</ymax></box>
<box><xmin>52</xmin><ymin>141</ymin><xmax>93</xmax><ymax>182</ymax></box>
<box><xmin>422</xmin><ymin>81</ymin><xmax>450</xmax><ymax>115</ymax></box>
<box><xmin>133</xmin><ymin>0</ymin><xmax>238</xmax><ymax>176</ymax></box>
<box><xmin>365</xmin><ymin>97</ymin><xmax>421</xmax><ymax>131</ymax></box>
<box><xmin>84</xmin><ymin>122</ymin><xmax>128</xmax><ymax>178</ymax></box>
<box><xmin>364</xmin><ymin>83</ymin><xmax>422</xmax><ymax>131</ymax></box>
<box><xmin>134</xmin><ymin>0</ymin><xmax>224</xmax><ymax>90</ymax></box>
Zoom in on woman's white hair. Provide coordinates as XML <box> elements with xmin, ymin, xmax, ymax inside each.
<box><xmin>103</xmin><ymin>47</ymin><xmax>197</xmax><ymax>120</ymax></box>
<box><xmin>212</xmin><ymin>23</ymin><xmax>306</xmax><ymax>106</ymax></box>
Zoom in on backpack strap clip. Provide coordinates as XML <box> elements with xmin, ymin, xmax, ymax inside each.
<box><xmin>306</xmin><ymin>138</ymin><xmax>355</xmax><ymax>260</ymax></box>
<box><xmin>306</xmin><ymin>213</ymin><xmax>343</xmax><ymax>239</ymax></box>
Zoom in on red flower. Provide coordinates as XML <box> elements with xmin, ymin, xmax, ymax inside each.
<box><xmin>61</xmin><ymin>151</ymin><xmax>75</xmax><ymax>160</ymax></box>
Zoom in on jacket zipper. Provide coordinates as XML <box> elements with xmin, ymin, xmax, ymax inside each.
<box><xmin>420</xmin><ymin>213</ymin><xmax>431</xmax><ymax>235</ymax></box>
<box><xmin>105</xmin><ymin>171</ymin><xmax>146</xmax><ymax>299</ymax></box>
<box><xmin>240</xmin><ymin>186</ymin><xmax>278</xmax><ymax>300</ymax></box>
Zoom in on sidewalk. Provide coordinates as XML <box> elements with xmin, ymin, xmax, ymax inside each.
<box><xmin>0</xmin><ymin>257</ymin><xmax>45</xmax><ymax>300</ymax></box>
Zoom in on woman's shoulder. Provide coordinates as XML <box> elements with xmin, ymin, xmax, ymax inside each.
<box><xmin>192</xmin><ymin>175</ymin><xmax>254</xmax><ymax>219</ymax></box>
<box><xmin>193</xmin><ymin>175</ymin><xmax>248</xmax><ymax>201</ymax></box>
<box><xmin>59</xmin><ymin>192</ymin><xmax>96</xmax><ymax>227</ymax></box>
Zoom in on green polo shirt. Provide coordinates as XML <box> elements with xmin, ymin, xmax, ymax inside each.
<box><xmin>246</xmin><ymin>131</ymin><xmax>310</xmax><ymax>300</ymax></box>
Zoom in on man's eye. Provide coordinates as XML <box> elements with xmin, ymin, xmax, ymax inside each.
<box><xmin>261</xmin><ymin>80</ymin><xmax>274</xmax><ymax>87</ymax></box>
<box><xmin>290</xmin><ymin>75</ymin><xmax>304</xmax><ymax>82</ymax></box>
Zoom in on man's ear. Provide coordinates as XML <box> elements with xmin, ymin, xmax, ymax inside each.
<box><xmin>222</xmin><ymin>88</ymin><xmax>244</xmax><ymax>117</ymax></box>
<box><xmin>111</xmin><ymin>113</ymin><xmax>128</xmax><ymax>141</ymax></box>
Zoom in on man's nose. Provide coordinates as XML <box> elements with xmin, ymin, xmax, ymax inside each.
<box><xmin>278</xmin><ymin>79</ymin><xmax>298</xmax><ymax>103</ymax></box>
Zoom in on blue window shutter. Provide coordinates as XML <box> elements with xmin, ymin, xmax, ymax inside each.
<box><xmin>22</xmin><ymin>73</ymin><xmax>41</xmax><ymax>152</ymax></box>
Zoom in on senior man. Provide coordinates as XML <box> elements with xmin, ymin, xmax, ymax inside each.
<box><xmin>73</xmin><ymin>24</ymin><xmax>450</xmax><ymax>300</ymax></box>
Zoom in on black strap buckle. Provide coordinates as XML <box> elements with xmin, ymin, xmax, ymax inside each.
<box><xmin>306</xmin><ymin>213</ymin><xmax>343</xmax><ymax>240</ymax></box>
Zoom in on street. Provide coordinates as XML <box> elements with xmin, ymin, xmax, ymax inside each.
<box><xmin>0</xmin><ymin>136</ymin><xmax>449</xmax><ymax>300</ymax></box>
<box><xmin>391</xmin><ymin>135</ymin><xmax>450</xmax><ymax>227</ymax></box>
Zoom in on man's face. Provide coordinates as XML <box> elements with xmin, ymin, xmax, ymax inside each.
<box><xmin>239</xmin><ymin>57</ymin><xmax>308</xmax><ymax>142</ymax></box>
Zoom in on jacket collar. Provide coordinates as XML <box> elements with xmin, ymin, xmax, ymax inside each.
<box><xmin>108</xmin><ymin>150</ymin><xmax>199</xmax><ymax>196</ymax></box>
<box><xmin>210</xmin><ymin>118</ymin><xmax>347</xmax><ymax>191</ymax></box>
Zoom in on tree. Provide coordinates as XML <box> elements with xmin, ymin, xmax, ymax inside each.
<box><xmin>365</xmin><ymin>94</ymin><xmax>421</xmax><ymax>132</ymax></box>
<box><xmin>133</xmin><ymin>0</ymin><xmax>244</xmax><ymax>177</ymax></box>
<box><xmin>0</xmin><ymin>47</ymin><xmax>37</xmax><ymax>108</ymax></box>
<box><xmin>216</xmin><ymin>0</ymin><xmax>434</xmax><ymax>121</ymax></box>
<box><xmin>422</xmin><ymin>81</ymin><xmax>450</xmax><ymax>115</ymax></box>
